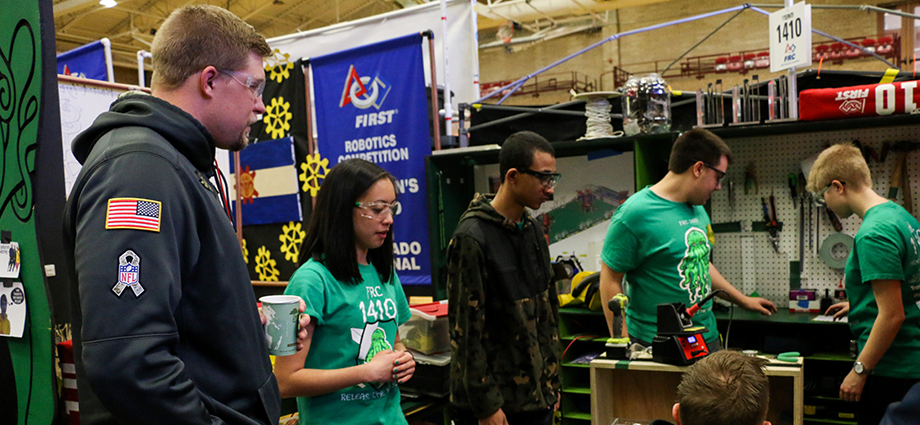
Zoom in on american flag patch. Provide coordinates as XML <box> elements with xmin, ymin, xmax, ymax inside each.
<box><xmin>105</xmin><ymin>198</ymin><xmax>162</xmax><ymax>232</ymax></box>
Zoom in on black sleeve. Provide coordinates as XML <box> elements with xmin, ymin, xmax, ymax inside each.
<box><xmin>72</xmin><ymin>147</ymin><xmax>218</xmax><ymax>424</ymax></box>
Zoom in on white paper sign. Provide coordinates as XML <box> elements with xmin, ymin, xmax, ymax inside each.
<box><xmin>769</xmin><ymin>2</ymin><xmax>812</xmax><ymax>73</ymax></box>
<box><xmin>0</xmin><ymin>282</ymin><xmax>26</xmax><ymax>338</ymax></box>
<box><xmin>0</xmin><ymin>242</ymin><xmax>21</xmax><ymax>279</ymax></box>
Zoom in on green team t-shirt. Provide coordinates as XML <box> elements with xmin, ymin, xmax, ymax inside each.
<box><xmin>284</xmin><ymin>258</ymin><xmax>412</xmax><ymax>425</ymax></box>
<box><xmin>844</xmin><ymin>201</ymin><xmax>920</xmax><ymax>379</ymax></box>
<box><xmin>601</xmin><ymin>187</ymin><xmax>718</xmax><ymax>344</ymax></box>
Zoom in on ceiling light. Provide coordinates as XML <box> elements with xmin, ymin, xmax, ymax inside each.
<box><xmin>99</xmin><ymin>0</ymin><xmax>117</xmax><ymax>8</ymax></box>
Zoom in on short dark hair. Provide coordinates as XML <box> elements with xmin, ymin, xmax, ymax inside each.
<box><xmin>668</xmin><ymin>128</ymin><xmax>733</xmax><ymax>173</ymax></box>
<box><xmin>677</xmin><ymin>350</ymin><xmax>770</xmax><ymax>425</ymax></box>
<box><xmin>151</xmin><ymin>5</ymin><xmax>271</xmax><ymax>90</ymax></box>
<box><xmin>499</xmin><ymin>131</ymin><xmax>555</xmax><ymax>183</ymax></box>
<box><xmin>300</xmin><ymin>159</ymin><xmax>396</xmax><ymax>284</ymax></box>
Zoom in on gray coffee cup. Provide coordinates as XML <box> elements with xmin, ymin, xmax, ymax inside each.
<box><xmin>260</xmin><ymin>295</ymin><xmax>301</xmax><ymax>356</ymax></box>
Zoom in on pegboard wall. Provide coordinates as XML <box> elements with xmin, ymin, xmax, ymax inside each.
<box><xmin>710</xmin><ymin>124</ymin><xmax>920</xmax><ymax>305</ymax></box>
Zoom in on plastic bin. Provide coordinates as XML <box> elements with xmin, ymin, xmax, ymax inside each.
<box><xmin>398</xmin><ymin>300</ymin><xmax>449</xmax><ymax>355</ymax></box>
<box><xmin>400</xmin><ymin>351</ymin><xmax>450</xmax><ymax>397</ymax></box>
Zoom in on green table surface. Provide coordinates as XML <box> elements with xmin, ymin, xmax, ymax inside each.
<box><xmin>561</xmin><ymin>306</ymin><xmax>848</xmax><ymax>325</ymax></box>
<box><xmin>714</xmin><ymin>308</ymin><xmax>847</xmax><ymax>325</ymax></box>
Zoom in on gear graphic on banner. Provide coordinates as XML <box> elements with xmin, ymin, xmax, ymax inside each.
<box><xmin>265</xmin><ymin>50</ymin><xmax>293</xmax><ymax>83</ymax></box>
<box><xmin>255</xmin><ymin>246</ymin><xmax>280</xmax><ymax>281</ymax></box>
<box><xmin>242</xmin><ymin>238</ymin><xmax>249</xmax><ymax>264</ymax></box>
<box><xmin>263</xmin><ymin>97</ymin><xmax>292</xmax><ymax>139</ymax></box>
<box><xmin>300</xmin><ymin>153</ymin><xmax>329</xmax><ymax>197</ymax></box>
<box><xmin>279</xmin><ymin>222</ymin><xmax>306</xmax><ymax>263</ymax></box>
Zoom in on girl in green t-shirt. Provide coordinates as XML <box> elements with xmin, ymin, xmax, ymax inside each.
<box><xmin>275</xmin><ymin>159</ymin><xmax>415</xmax><ymax>425</ymax></box>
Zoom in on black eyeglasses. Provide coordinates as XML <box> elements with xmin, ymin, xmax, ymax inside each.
<box><xmin>518</xmin><ymin>169</ymin><xmax>561</xmax><ymax>188</ymax></box>
<box><xmin>700</xmin><ymin>162</ymin><xmax>726</xmax><ymax>184</ymax></box>
<box><xmin>814</xmin><ymin>181</ymin><xmax>844</xmax><ymax>206</ymax></box>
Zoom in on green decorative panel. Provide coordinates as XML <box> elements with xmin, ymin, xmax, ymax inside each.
<box><xmin>0</xmin><ymin>0</ymin><xmax>61</xmax><ymax>423</ymax></box>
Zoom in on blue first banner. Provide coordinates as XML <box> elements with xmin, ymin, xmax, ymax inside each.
<box><xmin>57</xmin><ymin>39</ymin><xmax>109</xmax><ymax>81</ymax></box>
<box><xmin>312</xmin><ymin>33</ymin><xmax>432</xmax><ymax>285</ymax></box>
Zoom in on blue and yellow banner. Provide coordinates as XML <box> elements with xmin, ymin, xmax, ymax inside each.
<box><xmin>312</xmin><ymin>33</ymin><xmax>432</xmax><ymax>285</ymax></box>
<box><xmin>230</xmin><ymin>136</ymin><xmax>302</xmax><ymax>226</ymax></box>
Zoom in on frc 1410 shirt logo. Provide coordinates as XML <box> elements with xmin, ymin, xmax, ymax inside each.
<box><xmin>339</xmin><ymin>65</ymin><xmax>398</xmax><ymax>129</ymax></box>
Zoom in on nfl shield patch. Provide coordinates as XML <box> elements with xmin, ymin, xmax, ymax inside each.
<box><xmin>113</xmin><ymin>250</ymin><xmax>144</xmax><ymax>297</ymax></box>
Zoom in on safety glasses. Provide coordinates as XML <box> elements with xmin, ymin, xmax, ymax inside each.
<box><xmin>355</xmin><ymin>201</ymin><xmax>400</xmax><ymax>220</ymax></box>
<box><xmin>219</xmin><ymin>69</ymin><xmax>266</xmax><ymax>97</ymax></box>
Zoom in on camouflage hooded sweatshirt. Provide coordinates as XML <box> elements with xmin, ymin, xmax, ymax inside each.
<box><xmin>447</xmin><ymin>193</ymin><xmax>561</xmax><ymax>418</ymax></box>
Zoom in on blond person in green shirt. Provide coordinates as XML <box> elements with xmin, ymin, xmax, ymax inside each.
<box><xmin>808</xmin><ymin>143</ymin><xmax>920</xmax><ymax>425</ymax></box>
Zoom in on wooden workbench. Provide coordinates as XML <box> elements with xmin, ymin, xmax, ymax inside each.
<box><xmin>590</xmin><ymin>356</ymin><xmax>804</xmax><ymax>425</ymax></box>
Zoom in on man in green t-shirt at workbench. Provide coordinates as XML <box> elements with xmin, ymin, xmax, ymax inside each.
<box><xmin>599</xmin><ymin>128</ymin><xmax>777</xmax><ymax>351</ymax></box>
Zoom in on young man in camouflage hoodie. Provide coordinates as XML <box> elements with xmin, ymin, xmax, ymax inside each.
<box><xmin>448</xmin><ymin>131</ymin><xmax>561</xmax><ymax>425</ymax></box>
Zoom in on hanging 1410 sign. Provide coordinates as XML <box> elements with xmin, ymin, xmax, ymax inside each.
<box><xmin>769</xmin><ymin>1</ymin><xmax>812</xmax><ymax>73</ymax></box>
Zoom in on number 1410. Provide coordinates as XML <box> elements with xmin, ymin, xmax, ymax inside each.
<box><xmin>776</xmin><ymin>18</ymin><xmax>802</xmax><ymax>43</ymax></box>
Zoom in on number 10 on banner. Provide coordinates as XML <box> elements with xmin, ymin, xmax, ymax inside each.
<box><xmin>769</xmin><ymin>1</ymin><xmax>812</xmax><ymax>73</ymax></box>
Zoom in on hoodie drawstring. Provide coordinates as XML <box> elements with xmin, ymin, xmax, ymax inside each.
<box><xmin>213</xmin><ymin>159</ymin><xmax>233</xmax><ymax>224</ymax></box>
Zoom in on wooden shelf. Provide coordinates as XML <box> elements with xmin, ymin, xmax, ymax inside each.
<box><xmin>252</xmin><ymin>280</ymin><xmax>288</xmax><ymax>287</ymax></box>
<box><xmin>803</xmin><ymin>418</ymin><xmax>856</xmax><ymax>425</ymax></box>
<box><xmin>591</xmin><ymin>357</ymin><xmax>804</xmax><ymax>425</ymax></box>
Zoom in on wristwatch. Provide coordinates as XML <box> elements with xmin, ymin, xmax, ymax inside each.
<box><xmin>853</xmin><ymin>361</ymin><xmax>870</xmax><ymax>375</ymax></box>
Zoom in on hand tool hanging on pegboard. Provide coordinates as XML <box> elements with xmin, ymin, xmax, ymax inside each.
<box><xmin>815</xmin><ymin>206</ymin><xmax>822</xmax><ymax>256</ymax></box>
<box><xmin>852</xmin><ymin>139</ymin><xmax>879</xmax><ymax>164</ymax></box>
<box><xmin>826</xmin><ymin>207</ymin><xmax>843</xmax><ymax>232</ymax></box>
<box><xmin>762</xmin><ymin>193</ymin><xmax>780</xmax><ymax>253</ymax></box>
<box><xmin>888</xmin><ymin>141</ymin><xmax>919</xmax><ymax>214</ymax></box>
<box><xmin>728</xmin><ymin>180</ymin><xmax>735</xmax><ymax>218</ymax></box>
<box><xmin>745</xmin><ymin>163</ymin><xmax>758</xmax><ymax>195</ymax></box>
<box><xmin>798</xmin><ymin>173</ymin><xmax>806</xmax><ymax>274</ymax></box>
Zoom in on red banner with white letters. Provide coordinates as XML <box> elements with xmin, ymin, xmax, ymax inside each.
<box><xmin>799</xmin><ymin>80</ymin><xmax>920</xmax><ymax>121</ymax></box>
